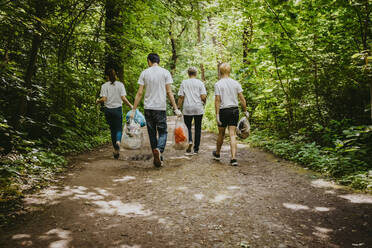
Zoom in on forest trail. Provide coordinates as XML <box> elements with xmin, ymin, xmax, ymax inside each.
<box><xmin>1</xmin><ymin>118</ymin><xmax>372</xmax><ymax>248</ymax></box>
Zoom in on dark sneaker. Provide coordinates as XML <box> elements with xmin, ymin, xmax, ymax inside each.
<box><xmin>186</xmin><ymin>143</ymin><xmax>192</xmax><ymax>153</ymax></box>
<box><xmin>153</xmin><ymin>148</ymin><xmax>162</xmax><ymax>167</ymax></box>
<box><xmin>193</xmin><ymin>151</ymin><xmax>199</xmax><ymax>155</ymax></box>
<box><xmin>230</xmin><ymin>159</ymin><xmax>238</xmax><ymax>166</ymax></box>
<box><xmin>212</xmin><ymin>151</ymin><xmax>220</xmax><ymax>161</ymax></box>
<box><xmin>113</xmin><ymin>152</ymin><xmax>119</xmax><ymax>159</ymax></box>
<box><xmin>114</xmin><ymin>141</ymin><xmax>120</xmax><ymax>152</ymax></box>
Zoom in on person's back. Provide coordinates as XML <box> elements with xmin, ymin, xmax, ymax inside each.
<box><xmin>139</xmin><ymin>65</ymin><xmax>172</xmax><ymax>111</ymax></box>
<box><xmin>131</xmin><ymin>53</ymin><xmax>181</xmax><ymax>167</ymax></box>
<box><xmin>100</xmin><ymin>81</ymin><xmax>126</xmax><ymax>108</ymax></box>
<box><xmin>180</xmin><ymin>78</ymin><xmax>206</xmax><ymax>115</ymax></box>
<box><xmin>214</xmin><ymin>78</ymin><xmax>241</xmax><ymax>109</ymax></box>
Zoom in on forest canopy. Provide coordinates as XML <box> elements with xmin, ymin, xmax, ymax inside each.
<box><xmin>0</xmin><ymin>0</ymin><xmax>371</xmax><ymax>196</ymax></box>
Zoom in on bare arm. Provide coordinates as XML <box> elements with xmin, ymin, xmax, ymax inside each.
<box><xmin>166</xmin><ymin>84</ymin><xmax>178</xmax><ymax>111</ymax></box>
<box><xmin>238</xmin><ymin>92</ymin><xmax>247</xmax><ymax>112</ymax></box>
<box><xmin>177</xmin><ymin>95</ymin><xmax>184</xmax><ymax>109</ymax></box>
<box><xmin>132</xmin><ymin>85</ymin><xmax>144</xmax><ymax>111</ymax></box>
<box><xmin>215</xmin><ymin>95</ymin><xmax>221</xmax><ymax>116</ymax></box>
<box><xmin>121</xmin><ymin>96</ymin><xmax>133</xmax><ymax>109</ymax></box>
<box><xmin>200</xmin><ymin>94</ymin><xmax>207</xmax><ymax>104</ymax></box>
<box><xmin>96</xmin><ymin>96</ymin><xmax>107</xmax><ymax>104</ymax></box>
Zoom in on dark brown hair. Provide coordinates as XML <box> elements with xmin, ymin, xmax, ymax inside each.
<box><xmin>187</xmin><ymin>67</ymin><xmax>197</xmax><ymax>77</ymax></box>
<box><xmin>107</xmin><ymin>69</ymin><xmax>117</xmax><ymax>84</ymax></box>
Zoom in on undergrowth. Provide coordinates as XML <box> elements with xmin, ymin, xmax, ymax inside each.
<box><xmin>202</xmin><ymin>95</ymin><xmax>372</xmax><ymax>193</ymax></box>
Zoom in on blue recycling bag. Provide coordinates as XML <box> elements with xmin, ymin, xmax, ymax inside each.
<box><xmin>126</xmin><ymin>109</ymin><xmax>146</xmax><ymax>127</ymax></box>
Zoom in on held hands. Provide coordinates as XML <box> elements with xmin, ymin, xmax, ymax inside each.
<box><xmin>130</xmin><ymin>109</ymin><xmax>136</xmax><ymax>120</ymax></box>
<box><xmin>216</xmin><ymin>114</ymin><xmax>222</xmax><ymax>126</ymax></box>
<box><xmin>174</xmin><ymin>109</ymin><xmax>182</xmax><ymax>117</ymax></box>
<box><xmin>244</xmin><ymin>111</ymin><xmax>250</xmax><ymax>119</ymax></box>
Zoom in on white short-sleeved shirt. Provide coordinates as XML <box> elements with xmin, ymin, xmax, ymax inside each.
<box><xmin>138</xmin><ymin>65</ymin><xmax>173</xmax><ymax>111</ymax></box>
<box><xmin>214</xmin><ymin>78</ymin><xmax>243</xmax><ymax>109</ymax></box>
<box><xmin>178</xmin><ymin>78</ymin><xmax>207</xmax><ymax>115</ymax></box>
<box><xmin>100</xmin><ymin>81</ymin><xmax>126</xmax><ymax>108</ymax></box>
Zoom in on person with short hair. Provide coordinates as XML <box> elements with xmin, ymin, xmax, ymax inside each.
<box><xmin>177</xmin><ymin>67</ymin><xmax>207</xmax><ymax>155</ymax></box>
<box><xmin>96</xmin><ymin>69</ymin><xmax>133</xmax><ymax>159</ymax></box>
<box><xmin>131</xmin><ymin>53</ymin><xmax>182</xmax><ymax>167</ymax></box>
<box><xmin>213</xmin><ymin>63</ymin><xmax>249</xmax><ymax>166</ymax></box>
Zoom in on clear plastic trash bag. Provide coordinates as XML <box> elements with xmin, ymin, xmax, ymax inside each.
<box><xmin>121</xmin><ymin>119</ymin><xmax>143</xmax><ymax>149</ymax></box>
<box><xmin>125</xmin><ymin>109</ymin><xmax>146</xmax><ymax>127</ymax></box>
<box><xmin>173</xmin><ymin>116</ymin><xmax>189</xmax><ymax>150</ymax></box>
<box><xmin>236</xmin><ymin>117</ymin><xmax>250</xmax><ymax>139</ymax></box>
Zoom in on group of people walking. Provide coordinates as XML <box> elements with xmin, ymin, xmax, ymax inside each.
<box><xmin>96</xmin><ymin>53</ymin><xmax>249</xmax><ymax>167</ymax></box>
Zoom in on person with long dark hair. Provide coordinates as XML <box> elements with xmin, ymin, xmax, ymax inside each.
<box><xmin>97</xmin><ymin>69</ymin><xmax>133</xmax><ymax>159</ymax></box>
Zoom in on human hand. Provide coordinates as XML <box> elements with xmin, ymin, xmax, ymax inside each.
<box><xmin>216</xmin><ymin>114</ymin><xmax>222</xmax><ymax>126</ymax></box>
<box><xmin>244</xmin><ymin>111</ymin><xmax>249</xmax><ymax>119</ymax></box>
<box><xmin>96</xmin><ymin>98</ymin><xmax>100</xmax><ymax>105</ymax></box>
<box><xmin>130</xmin><ymin>109</ymin><xmax>135</xmax><ymax>120</ymax></box>
<box><xmin>174</xmin><ymin>109</ymin><xmax>182</xmax><ymax>117</ymax></box>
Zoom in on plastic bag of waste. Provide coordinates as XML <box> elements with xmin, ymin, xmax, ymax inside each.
<box><xmin>121</xmin><ymin>119</ymin><xmax>143</xmax><ymax>149</ymax></box>
<box><xmin>125</xmin><ymin>109</ymin><xmax>146</xmax><ymax>127</ymax></box>
<box><xmin>236</xmin><ymin>116</ymin><xmax>250</xmax><ymax>139</ymax></box>
<box><xmin>173</xmin><ymin>116</ymin><xmax>188</xmax><ymax>150</ymax></box>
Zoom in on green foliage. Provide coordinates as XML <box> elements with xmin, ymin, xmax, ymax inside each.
<box><xmin>201</xmin><ymin>94</ymin><xmax>218</xmax><ymax>133</ymax></box>
<box><xmin>247</xmin><ymin>129</ymin><xmax>372</xmax><ymax>192</ymax></box>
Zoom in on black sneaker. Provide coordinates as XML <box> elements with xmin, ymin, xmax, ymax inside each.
<box><xmin>113</xmin><ymin>152</ymin><xmax>119</xmax><ymax>159</ymax></box>
<box><xmin>230</xmin><ymin>159</ymin><xmax>238</xmax><ymax>166</ymax></box>
<box><xmin>153</xmin><ymin>148</ymin><xmax>162</xmax><ymax>167</ymax></box>
<box><xmin>212</xmin><ymin>151</ymin><xmax>220</xmax><ymax>161</ymax></box>
<box><xmin>193</xmin><ymin>150</ymin><xmax>199</xmax><ymax>155</ymax></box>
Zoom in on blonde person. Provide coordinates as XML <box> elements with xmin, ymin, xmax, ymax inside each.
<box><xmin>177</xmin><ymin>67</ymin><xmax>207</xmax><ymax>155</ymax></box>
<box><xmin>212</xmin><ymin>63</ymin><xmax>249</xmax><ymax>166</ymax></box>
<box><xmin>96</xmin><ymin>69</ymin><xmax>133</xmax><ymax>159</ymax></box>
<box><xmin>131</xmin><ymin>53</ymin><xmax>182</xmax><ymax>167</ymax></box>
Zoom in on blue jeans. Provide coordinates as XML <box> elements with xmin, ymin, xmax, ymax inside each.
<box><xmin>184</xmin><ymin>115</ymin><xmax>203</xmax><ymax>152</ymax></box>
<box><xmin>144</xmin><ymin>109</ymin><xmax>167</xmax><ymax>153</ymax></box>
<box><xmin>104</xmin><ymin>107</ymin><xmax>123</xmax><ymax>148</ymax></box>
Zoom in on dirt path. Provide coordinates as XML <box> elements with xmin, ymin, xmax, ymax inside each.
<box><xmin>1</xmin><ymin>118</ymin><xmax>372</xmax><ymax>248</ymax></box>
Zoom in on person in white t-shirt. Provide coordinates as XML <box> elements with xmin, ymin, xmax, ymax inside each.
<box><xmin>213</xmin><ymin>63</ymin><xmax>249</xmax><ymax>166</ymax></box>
<box><xmin>131</xmin><ymin>53</ymin><xmax>182</xmax><ymax>167</ymax></box>
<box><xmin>177</xmin><ymin>67</ymin><xmax>207</xmax><ymax>155</ymax></box>
<box><xmin>96</xmin><ymin>69</ymin><xmax>133</xmax><ymax>159</ymax></box>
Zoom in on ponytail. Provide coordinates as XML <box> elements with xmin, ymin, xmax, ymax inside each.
<box><xmin>107</xmin><ymin>69</ymin><xmax>117</xmax><ymax>85</ymax></box>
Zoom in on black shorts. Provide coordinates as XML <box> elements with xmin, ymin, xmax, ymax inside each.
<box><xmin>219</xmin><ymin>107</ymin><xmax>239</xmax><ymax>127</ymax></box>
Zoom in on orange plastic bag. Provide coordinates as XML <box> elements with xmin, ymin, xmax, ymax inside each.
<box><xmin>173</xmin><ymin>116</ymin><xmax>188</xmax><ymax>150</ymax></box>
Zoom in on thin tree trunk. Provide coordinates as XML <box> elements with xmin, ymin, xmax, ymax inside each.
<box><xmin>274</xmin><ymin>54</ymin><xmax>293</xmax><ymax>128</ymax></box>
<box><xmin>243</xmin><ymin>16</ymin><xmax>253</xmax><ymax>65</ymax></box>
<box><xmin>169</xmin><ymin>28</ymin><xmax>177</xmax><ymax>76</ymax></box>
<box><xmin>105</xmin><ymin>0</ymin><xmax>124</xmax><ymax>81</ymax></box>
<box><xmin>197</xmin><ymin>19</ymin><xmax>205</xmax><ymax>81</ymax></box>
<box><xmin>207</xmin><ymin>16</ymin><xmax>221</xmax><ymax>79</ymax></box>
<box><xmin>17</xmin><ymin>0</ymin><xmax>45</xmax><ymax>126</ymax></box>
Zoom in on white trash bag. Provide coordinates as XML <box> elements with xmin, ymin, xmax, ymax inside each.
<box><xmin>236</xmin><ymin>117</ymin><xmax>251</xmax><ymax>139</ymax></box>
<box><xmin>121</xmin><ymin>119</ymin><xmax>143</xmax><ymax>149</ymax></box>
<box><xmin>173</xmin><ymin>116</ymin><xmax>189</xmax><ymax>150</ymax></box>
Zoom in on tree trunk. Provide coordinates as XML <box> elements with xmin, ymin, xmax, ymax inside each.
<box><xmin>105</xmin><ymin>0</ymin><xmax>124</xmax><ymax>81</ymax></box>
<box><xmin>243</xmin><ymin>16</ymin><xmax>253</xmax><ymax>65</ymax></box>
<box><xmin>197</xmin><ymin>20</ymin><xmax>205</xmax><ymax>81</ymax></box>
<box><xmin>17</xmin><ymin>0</ymin><xmax>45</xmax><ymax>126</ymax></box>
<box><xmin>207</xmin><ymin>16</ymin><xmax>221</xmax><ymax>79</ymax></box>
<box><xmin>169</xmin><ymin>29</ymin><xmax>177</xmax><ymax>76</ymax></box>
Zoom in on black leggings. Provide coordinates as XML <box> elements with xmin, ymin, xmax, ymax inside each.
<box><xmin>183</xmin><ymin>115</ymin><xmax>203</xmax><ymax>152</ymax></box>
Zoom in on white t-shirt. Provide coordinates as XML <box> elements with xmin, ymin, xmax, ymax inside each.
<box><xmin>138</xmin><ymin>65</ymin><xmax>173</xmax><ymax>111</ymax></box>
<box><xmin>214</xmin><ymin>78</ymin><xmax>243</xmax><ymax>109</ymax></box>
<box><xmin>178</xmin><ymin>78</ymin><xmax>207</xmax><ymax>115</ymax></box>
<box><xmin>100</xmin><ymin>81</ymin><xmax>126</xmax><ymax>108</ymax></box>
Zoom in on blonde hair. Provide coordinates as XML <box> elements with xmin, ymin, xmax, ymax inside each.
<box><xmin>219</xmin><ymin>63</ymin><xmax>231</xmax><ymax>75</ymax></box>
